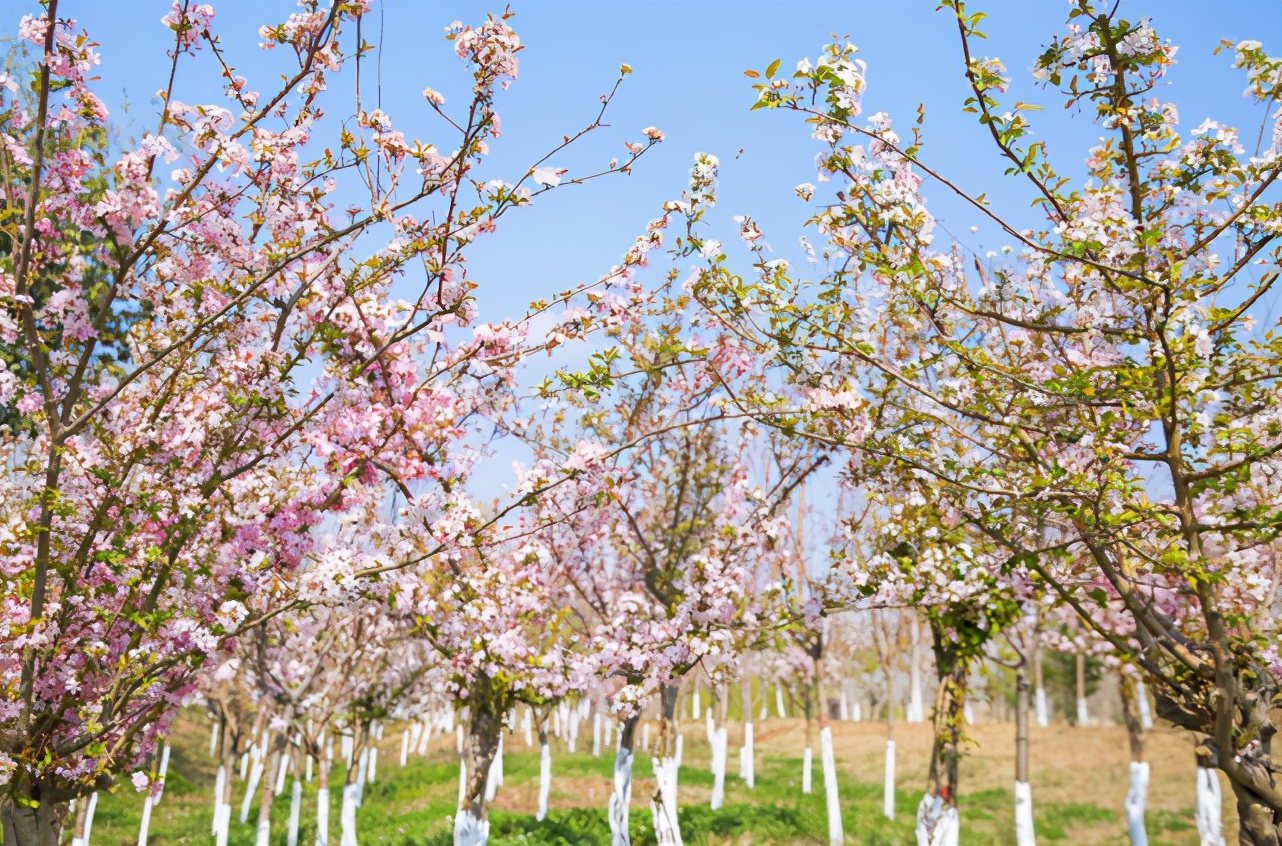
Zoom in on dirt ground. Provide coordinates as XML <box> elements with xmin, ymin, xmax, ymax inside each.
<box><xmin>488</xmin><ymin>716</ymin><xmax>1234</xmax><ymax>841</ymax></box>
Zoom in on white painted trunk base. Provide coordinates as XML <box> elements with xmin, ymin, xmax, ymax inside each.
<box><xmin>83</xmin><ymin>792</ymin><xmax>98</xmax><ymax>846</ymax></box>
<box><xmin>674</xmin><ymin>735</ymin><xmax>683</xmax><ymax>770</ymax></box>
<box><xmin>710</xmin><ymin>727</ymin><xmax>727</xmax><ymax>810</ymax></box>
<box><xmin>276</xmin><ymin>754</ymin><xmax>291</xmax><ymax>795</ymax></box>
<box><xmin>215</xmin><ymin>803</ymin><xmax>231</xmax><ymax>846</ymax></box>
<box><xmin>883</xmin><ymin>740</ymin><xmax>896</xmax><ymax>820</ymax></box>
<box><xmin>340</xmin><ymin>783</ymin><xmax>359</xmax><ymax>846</ymax></box>
<box><xmin>1124</xmin><ymin>761</ymin><xmax>1149</xmax><ymax>846</ymax></box>
<box><xmin>400</xmin><ymin>732</ymin><xmax>409</xmax><ymax>767</ymax></box>
<box><xmin>775</xmin><ymin>687</ymin><xmax>786</xmax><ymax>718</ymax></box>
<box><xmin>1034</xmin><ymin>688</ymin><xmax>1049</xmax><ymax>728</ymax></box>
<box><xmin>739</xmin><ymin>723</ymin><xmax>754</xmax><ymax>788</ymax></box>
<box><xmin>210</xmin><ymin>724</ymin><xmax>220</xmax><ymax>758</ymax></box>
<box><xmin>315</xmin><ymin>788</ymin><xmax>330</xmax><ymax>846</ymax></box>
<box><xmin>1076</xmin><ymin>697</ymin><xmax>1089</xmax><ymax>728</ymax></box>
<box><xmin>1194</xmin><ymin>766</ymin><xmax>1224</xmax><ymax>846</ymax></box>
<box><xmin>649</xmin><ymin>756</ymin><xmax>684</xmax><ymax>846</ymax></box>
<box><xmin>820</xmin><ymin>727</ymin><xmax>843</xmax><ymax>846</ymax></box>
<box><xmin>1014</xmin><ymin>780</ymin><xmax>1035</xmax><ymax>846</ymax></box>
<box><xmin>287</xmin><ymin>779</ymin><xmax>302</xmax><ymax>846</ymax></box>
<box><xmin>212</xmin><ymin>765</ymin><xmax>226</xmax><ymax>835</ymax></box>
<box><xmin>933</xmin><ymin>807</ymin><xmax>960</xmax><ymax>846</ymax></box>
<box><xmin>138</xmin><ymin>794</ymin><xmax>154</xmax><ymax>846</ymax></box>
<box><xmin>802</xmin><ymin>747</ymin><xmax>813</xmax><ymax>795</ymax></box>
<box><xmin>607</xmin><ymin>747</ymin><xmax>634</xmax><ymax>846</ymax></box>
<box><xmin>241</xmin><ymin>761</ymin><xmax>265</xmax><ymax>823</ymax></box>
<box><xmin>593</xmin><ymin>713</ymin><xmax>603</xmax><ymax>758</ymax></box>
<box><xmin>156</xmin><ymin>744</ymin><xmax>171</xmax><ymax>803</ymax></box>
<box><xmin>453</xmin><ymin>809</ymin><xmax>488</xmax><ymax>846</ymax></box>
<box><xmin>915</xmin><ymin>791</ymin><xmax>941</xmax><ymax>846</ymax></box>
<box><xmin>537</xmin><ymin>740</ymin><xmax>551</xmax><ymax>822</ymax></box>
<box><xmin>691</xmin><ymin>690</ymin><xmax>701</xmax><ymax>722</ymax></box>
<box><xmin>839</xmin><ymin>690</ymin><xmax>849</xmax><ymax>721</ymax></box>
<box><xmin>1136</xmin><ymin>682</ymin><xmax>1154</xmax><ymax>731</ymax></box>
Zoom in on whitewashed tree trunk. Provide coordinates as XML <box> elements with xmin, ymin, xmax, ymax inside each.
<box><xmin>691</xmin><ymin>686</ymin><xmax>701</xmax><ymax>721</ymax></box>
<box><xmin>523</xmin><ymin>710</ymin><xmax>534</xmax><ymax>748</ymax></box>
<box><xmin>1034</xmin><ymin>688</ymin><xmax>1049</xmax><ymax>728</ymax></box>
<box><xmin>802</xmin><ymin>747</ymin><xmax>813</xmax><ymax>794</ymax></box>
<box><xmin>316</xmin><ymin>791</ymin><xmax>331</xmax><ymax>846</ymax></box>
<box><xmin>1014</xmin><ymin>782</ymin><xmax>1035</xmax><ymax>846</ymax></box>
<box><xmin>216</xmin><ymin>763</ymin><xmax>233</xmax><ymax>846</ymax></box>
<box><xmin>739</xmin><ymin>722</ymin><xmax>754</xmax><ymax>788</ymax></box>
<box><xmin>241</xmin><ymin>759</ymin><xmax>265</xmax><ymax>823</ymax></box>
<box><xmin>138</xmin><ymin>793</ymin><xmax>154</xmax><ymax>846</ymax></box>
<box><xmin>775</xmin><ymin>686</ymin><xmax>786</xmax><ymax>718</ymax></box>
<box><xmin>287</xmin><ymin>778</ymin><xmax>302</xmax><ymax>846</ymax></box>
<box><xmin>1076</xmin><ymin>652</ymin><xmax>1089</xmax><ymax>727</ymax></box>
<box><xmin>709</xmin><ymin>726</ymin><xmax>727</xmax><ymax>810</ymax></box>
<box><xmin>400</xmin><ymin>732</ymin><xmax>409</xmax><ymax>768</ymax></box>
<box><xmin>650</xmin><ymin>756</ymin><xmax>683</xmax><ymax>846</ymax></box>
<box><xmin>593</xmin><ymin>712</ymin><xmax>603</xmax><ymax>758</ymax></box>
<box><xmin>607</xmin><ymin>717</ymin><xmax>638</xmax><ymax>846</ymax></box>
<box><xmin>1194</xmin><ymin>767</ymin><xmax>1224</xmax><ymax>846</ymax></box>
<box><xmin>156</xmin><ymin>744</ymin><xmax>171</xmax><ymax>803</ymax></box>
<box><xmin>820</xmin><ymin>726</ymin><xmax>843</xmax><ymax>846</ymax></box>
<box><xmin>212</xmin><ymin>764</ymin><xmax>226</xmax><ymax>835</ymax></box>
<box><xmin>1124</xmin><ymin>761</ymin><xmax>1149</xmax><ymax>846</ymax></box>
<box><xmin>839</xmin><ymin>688</ymin><xmax>849</xmax><ymax>721</ymax></box>
<box><xmin>276</xmin><ymin>752</ymin><xmax>291</xmax><ymax>795</ymax></box>
<box><xmin>339</xmin><ymin>783</ymin><xmax>359</xmax><ymax>846</ymax></box>
<box><xmin>908</xmin><ymin>616</ymin><xmax>925</xmax><ymax>723</ymax></box>
<box><xmin>674</xmin><ymin>734</ymin><xmax>683</xmax><ymax>769</ymax></box>
<box><xmin>1136</xmin><ymin>682</ymin><xmax>1154</xmax><ymax>731</ymax></box>
<box><xmin>883</xmin><ymin>739</ymin><xmax>896</xmax><ymax>820</ymax></box>
<box><xmin>453</xmin><ymin>809</ymin><xmax>487</xmax><ymax>846</ymax></box>
<box><xmin>932</xmin><ymin>807</ymin><xmax>960</xmax><ymax>846</ymax></box>
<box><xmin>536</xmin><ymin>727</ymin><xmax>551</xmax><ymax>823</ymax></box>
<box><xmin>367</xmin><ymin>747</ymin><xmax>378</xmax><ymax>786</ymax></box>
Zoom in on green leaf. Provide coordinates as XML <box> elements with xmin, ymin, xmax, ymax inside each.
<box><xmin>765</xmin><ymin>59</ymin><xmax>782</xmax><ymax>80</ymax></box>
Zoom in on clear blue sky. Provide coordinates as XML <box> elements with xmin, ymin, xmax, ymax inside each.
<box><xmin>5</xmin><ymin>0</ymin><xmax>1281</xmax><ymax>524</ymax></box>
<box><xmin>7</xmin><ymin>1</ymin><xmax>1279</xmax><ymax>321</ymax></box>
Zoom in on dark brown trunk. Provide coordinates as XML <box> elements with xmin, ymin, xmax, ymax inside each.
<box><xmin>656</xmin><ymin>682</ymin><xmax>680</xmax><ymax>759</ymax></box>
<box><xmin>1</xmin><ymin>798</ymin><xmax>67</xmax><ymax>846</ymax></box>
<box><xmin>1015</xmin><ymin>667</ymin><xmax>1030</xmax><ymax>784</ymax></box>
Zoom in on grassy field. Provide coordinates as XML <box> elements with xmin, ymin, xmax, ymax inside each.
<box><xmin>86</xmin><ymin>713</ymin><xmax>1233</xmax><ymax>846</ymax></box>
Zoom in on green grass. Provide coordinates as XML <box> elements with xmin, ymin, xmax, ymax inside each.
<box><xmin>84</xmin><ymin>719</ymin><xmax>1152</xmax><ymax>846</ymax></box>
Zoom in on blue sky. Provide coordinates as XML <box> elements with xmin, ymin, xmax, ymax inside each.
<box><xmin>8</xmin><ymin>0</ymin><xmax>1279</xmax><ymax>322</ymax></box>
<box><xmin>5</xmin><ymin>0</ymin><xmax>1281</xmax><ymax>546</ymax></box>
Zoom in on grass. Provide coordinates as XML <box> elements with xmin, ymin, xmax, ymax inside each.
<box><xmin>82</xmin><ymin>714</ymin><xmax>1201</xmax><ymax>846</ymax></box>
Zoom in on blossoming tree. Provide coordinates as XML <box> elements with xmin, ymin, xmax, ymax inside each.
<box><xmin>689</xmin><ymin>2</ymin><xmax>1282</xmax><ymax>842</ymax></box>
<box><xmin>0</xmin><ymin>2</ymin><xmax>661</xmax><ymax>843</ymax></box>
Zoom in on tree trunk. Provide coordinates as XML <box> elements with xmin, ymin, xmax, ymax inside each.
<box><xmin>709</xmin><ymin>688</ymin><xmax>727</xmax><ymax>811</ymax></box>
<box><xmin>608</xmin><ymin>715</ymin><xmax>639</xmax><ymax>846</ymax></box>
<box><xmin>1</xmin><ymin>792</ymin><xmax>70</xmax><ymax>846</ymax></box>
<box><xmin>1194</xmin><ymin>743</ymin><xmax>1225</xmax><ymax>846</ymax></box>
<box><xmin>908</xmin><ymin>615</ymin><xmax>925</xmax><ymax>722</ymax></box>
<box><xmin>341</xmin><ymin>723</ymin><xmax>368</xmax><ymax>846</ymax></box>
<box><xmin>1033</xmin><ymin>651</ymin><xmax>1049</xmax><ymax>728</ymax></box>
<box><xmin>1014</xmin><ymin>666</ymin><xmax>1036</xmax><ymax>846</ymax></box>
<box><xmin>815</xmin><ymin>647</ymin><xmax>843</xmax><ymax>846</ymax></box>
<box><xmin>456</xmin><ymin>698</ymin><xmax>503</xmax><ymax>846</ymax></box>
<box><xmin>316</xmin><ymin>741</ymin><xmax>331</xmax><ymax>846</ymax></box>
<box><xmin>884</xmin><ymin>657</ymin><xmax>897</xmax><ymax>820</ymax></box>
<box><xmin>650</xmin><ymin>682</ymin><xmax>684</xmax><ymax>846</ymax></box>
<box><xmin>536</xmin><ymin>725</ymin><xmax>551</xmax><ymax>823</ymax></box>
<box><xmin>1076</xmin><ymin>652</ymin><xmax>1089</xmax><ymax>728</ymax></box>
<box><xmin>1120</xmin><ymin>676</ymin><xmax>1149</xmax><ymax>846</ymax></box>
